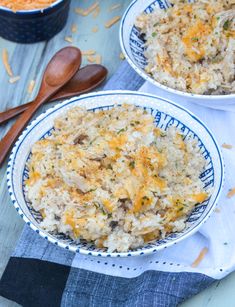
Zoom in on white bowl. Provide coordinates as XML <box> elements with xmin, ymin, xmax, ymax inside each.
<box><xmin>7</xmin><ymin>91</ymin><xmax>224</xmax><ymax>257</ymax></box>
<box><xmin>119</xmin><ymin>0</ymin><xmax>235</xmax><ymax>109</ymax></box>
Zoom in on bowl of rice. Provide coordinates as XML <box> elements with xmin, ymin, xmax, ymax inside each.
<box><xmin>120</xmin><ymin>0</ymin><xmax>235</xmax><ymax>109</ymax></box>
<box><xmin>7</xmin><ymin>91</ymin><xmax>224</xmax><ymax>257</ymax></box>
<box><xmin>0</xmin><ymin>0</ymin><xmax>70</xmax><ymax>43</ymax></box>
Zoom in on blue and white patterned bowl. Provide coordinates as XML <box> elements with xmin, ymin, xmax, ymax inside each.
<box><xmin>7</xmin><ymin>91</ymin><xmax>224</xmax><ymax>257</ymax></box>
<box><xmin>119</xmin><ymin>0</ymin><xmax>235</xmax><ymax>109</ymax></box>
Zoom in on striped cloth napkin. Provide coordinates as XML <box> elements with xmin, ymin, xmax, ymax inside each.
<box><xmin>1</xmin><ymin>61</ymin><xmax>234</xmax><ymax>307</ymax></box>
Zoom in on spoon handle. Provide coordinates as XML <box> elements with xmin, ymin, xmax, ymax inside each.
<box><xmin>0</xmin><ymin>94</ymin><xmax>51</xmax><ymax>166</ymax></box>
<box><xmin>0</xmin><ymin>101</ymin><xmax>32</xmax><ymax>125</ymax></box>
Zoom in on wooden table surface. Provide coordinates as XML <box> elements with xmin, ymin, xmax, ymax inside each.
<box><xmin>0</xmin><ymin>1</ymin><xmax>235</xmax><ymax>306</ymax></box>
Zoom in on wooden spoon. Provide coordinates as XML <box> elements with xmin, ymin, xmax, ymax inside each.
<box><xmin>0</xmin><ymin>46</ymin><xmax>82</xmax><ymax>166</ymax></box>
<box><xmin>0</xmin><ymin>64</ymin><xmax>108</xmax><ymax>125</ymax></box>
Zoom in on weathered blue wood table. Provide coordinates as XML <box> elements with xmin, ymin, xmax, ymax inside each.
<box><xmin>0</xmin><ymin>1</ymin><xmax>235</xmax><ymax>306</ymax></box>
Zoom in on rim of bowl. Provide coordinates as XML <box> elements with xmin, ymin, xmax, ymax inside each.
<box><xmin>0</xmin><ymin>0</ymin><xmax>65</xmax><ymax>14</ymax></box>
<box><xmin>119</xmin><ymin>0</ymin><xmax>235</xmax><ymax>101</ymax></box>
<box><xmin>7</xmin><ymin>90</ymin><xmax>225</xmax><ymax>257</ymax></box>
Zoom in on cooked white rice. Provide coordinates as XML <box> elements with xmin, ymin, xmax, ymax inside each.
<box><xmin>135</xmin><ymin>0</ymin><xmax>235</xmax><ymax>95</ymax></box>
<box><xmin>26</xmin><ymin>104</ymin><xmax>209</xmax><ymax>252</ymax></box>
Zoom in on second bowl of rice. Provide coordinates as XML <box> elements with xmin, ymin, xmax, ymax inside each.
<box><xmin>120</xmin><ymin>0</ymin><xmax>235</xmax><ymax>109</ymax></box>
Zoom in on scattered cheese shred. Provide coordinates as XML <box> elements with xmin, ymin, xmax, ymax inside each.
<box><xmin>82</xmin><ymin>50</ymin><xmax>96</xmax><ymax>55</ymax></box>
<box><xmin>27</xmin><ymin>80</ymin><xmax>36</xmax><ymax>94</ymax></box>
<box><xmin>92</xmin><ymin>6</ymin><xmax>100</xmax><ymax>18</ymax></box>
<box><xmin>2</xmin><ymin>49</ymin><xmax>13</xmax><ymax>77</ymax></box>
<box><xmin>84</xmin><ymin>1</ymin><xmax>99</xmax><ymax>15</ymax></box>
<box><xmin>227</xmin><ymin>188</ymin><xmax>235</xmax><ymax>199</ymax></box>
<box><xmin>87</xmin><ymin>55</ymin><xmax>96</xmax><ymax>63</ymax></box>
<box><xmin>95</xmin><ymin>54</ymin><xmax>102</xmax><ymax>64</ymax></box>
<box><xmin>9</xmin><ymin>76</ymin><xmax>20</xmax><ymax>84</ymax></box>
<box><xmin>79</xmin><ymin>1</ymin><xmax>99</xmax><ymax>16</ymax></box>
<box><xmin>191</xmin><ymin>247</ymin><xmax>208</xmax><ymax>268</ymax></box>
<box><xmin>222</xmin><ymin>143</ymin><xmax>233</xmax><ymax>149</ymax></box>
<box><xmin>119</xmin><ymin>52</ymin><xmax>125</xmax><ymax>60</ymax></box>
<box><xmin>92</xmin><ymin>26</ymin><xmax>99</xmax><ymax>33</ymax></box>
<box><xmin>105</xmin><ymin>16</ymin><xmax>121</xmax><ymax>28</ymax></box>
<box><xmin>71</xmin><ymin>24</ymin><xmax>77</xmax><ymax>33</ymax></box>
<box><xmin>74</xmin><ymin>7</ymin><xmax>84</xmax><ymax>15</ymax></box>
<box><xmin>65</xmin><ymin>36</ymin><xmax>73</xmax><ymax>43</ymax></box>
<box><xmin>109</xmin><ymin>3</ymin><xmax>121</xmax><ymax>11</ymax></box>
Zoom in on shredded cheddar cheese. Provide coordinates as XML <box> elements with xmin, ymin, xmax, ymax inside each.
<box><xmin>2</xmin><ymin>49</ymin><xmax>13</xmax><ymax>77</ymax></box>
<box><xmin>191</xmin><ymin>247</ymin><xmax>208</xmax><ymax>267</ymax></box>
<box><xmin>227</xmin><ymin>188</ymin><xmax>235</xmax><ymax>199</ymax></box>
<box><xmin>105</xmin><ymin>16</ymin><xmax>121</xmax><ymax>28</ymax></box>
<box><xmin>222</xmin><ymin>143</ymin><xmax>233</xmax><ymax>149</ymax></box>
<box><xmin>0</xmin><ymin>0</ymin><xmax>56</xmax><ymax>11</ymax></box>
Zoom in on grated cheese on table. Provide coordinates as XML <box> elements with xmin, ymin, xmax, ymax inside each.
<box><xmin>95</xmin><ymin>54</ymin><xmax>102</xmax><ymax>64</ymax></box>
<box><xmin>191</xmin><ymin>247</ymin><xmax>208</xmax><ymax>268</ymax></box>
<box><xmin>119</xmin><ymin>52</ymin><xmax>125</xmax><ymax>60</ymax></box>
<box><xmin>71</xmin><ymin>24</ymin><xmax>77</xmax><ymax>33</ymax></box>
<box><xmin>9</xmin><ymin>76</ymin><xmax>20</xmax><ymax>84</ymax></box>
<box><xmin>75</xmin><ymin>2</ymin><xmax>99</xmax><ymax>16</ymax></box>
<box><xmin>105</xmin><ymin>16</ymin><xmax>121</xmax><ymax>28</ymax></box>
<box><xmin>92</xmin><ymin>6</ymin><xmax>100</xmax><ymax>18</ymax></box>
<box><xmin>82</xmin><ymin>50</ymin><xmax>96</xmax><ymax>56</ymax></box>
<box><xmin>27</xmin><ymin>80</ymin><xmax>36</xmax><ymax>94</ymax></box>
<box><xmin>227</xmin><ymin>188</ymin><xmax>235</xmax><ymax>198</ymax></box>
<box><xmin>92</xmin><ymin>26</ymin><xmax>99</xmax><ymax>33</ymax></box>
<box><xmin>64</xmin><ymin>36</ymin><xmax>73</xmax><ymax>43</ymax></box>
<box><xmin>2</xmin><ymin>49</ymin><xmax>13</xmax><ymax>77</ymax></box>
<box><xmin>87</xmin><ymin>55</ymin><xmax>96</xmax><ymax>63</ymax></box>
<box><xmin>222</xmin><ymin>143</ymin><xmax>233</xmax><ymax>149</ymax></box>
<box><xmin>108</xmin><ymin>3</ymin><xmax>121</xmax><ymax>12</ymax></box>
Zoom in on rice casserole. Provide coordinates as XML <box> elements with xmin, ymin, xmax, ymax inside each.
<box><xmin>135</xmin><ymin>0</ymin><xmax>235</xmax><ymax>95</ymax></box>
<box><xmin>25</xmin><ymin>104</ymin><xmax>209</xmax><ymax>252</ymax></box>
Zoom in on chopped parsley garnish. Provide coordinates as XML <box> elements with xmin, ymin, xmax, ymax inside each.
<box><xmin>129</xmin><ymin>161</ymin><xmax>135</xmax><ymax>169</ymax></box>
<box><xmin>142</xmin><ymin>196</ymin><xmax>150</xmax><ymax>201</ymax></box>
<box><xmin>101</xmin><ymin>208</ymin><xmax>107</xmax><ymax>215</ymax></box>
<box><xmin>191</xmin><ymin>37</ymin><xmax>199</xmax><ymax>42</ymax></box>
<box><xmin>223</xmin><ymin>20</ymin><xmax>230</xmax><ymax>30</ymax></box>
<box><xmin>94</xmin><ymin>202</ymin><xmax>100</xmax><ymax>209</ymax></box>
<box><xmin>117</xmin><ymin>128</ymin><xmax>126</xmax><ymax>134</ymax></box>
<box><xmin>152</xmin><ymin>32</ymin><xmax>157</xmax><ymax>38</ymax></box>
<box><xmin>107</xmin><ymin>164</ymin><xmax>113</xmax><ymax>170</ymax></box>
<box><xmin>88</xmin><ymin>188</ymin><xmax>97</xmax><ymax>193</ymax></box>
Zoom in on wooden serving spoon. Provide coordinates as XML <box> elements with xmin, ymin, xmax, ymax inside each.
<box><xmin>0</xmin><ymin>64</ymin><xmax>108</xmax><ymax>125</ymax></box>
<box><xmin>0</xmin><ymin>46</ymin><xmax>82</xmax><ymax>166</ymax></box>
